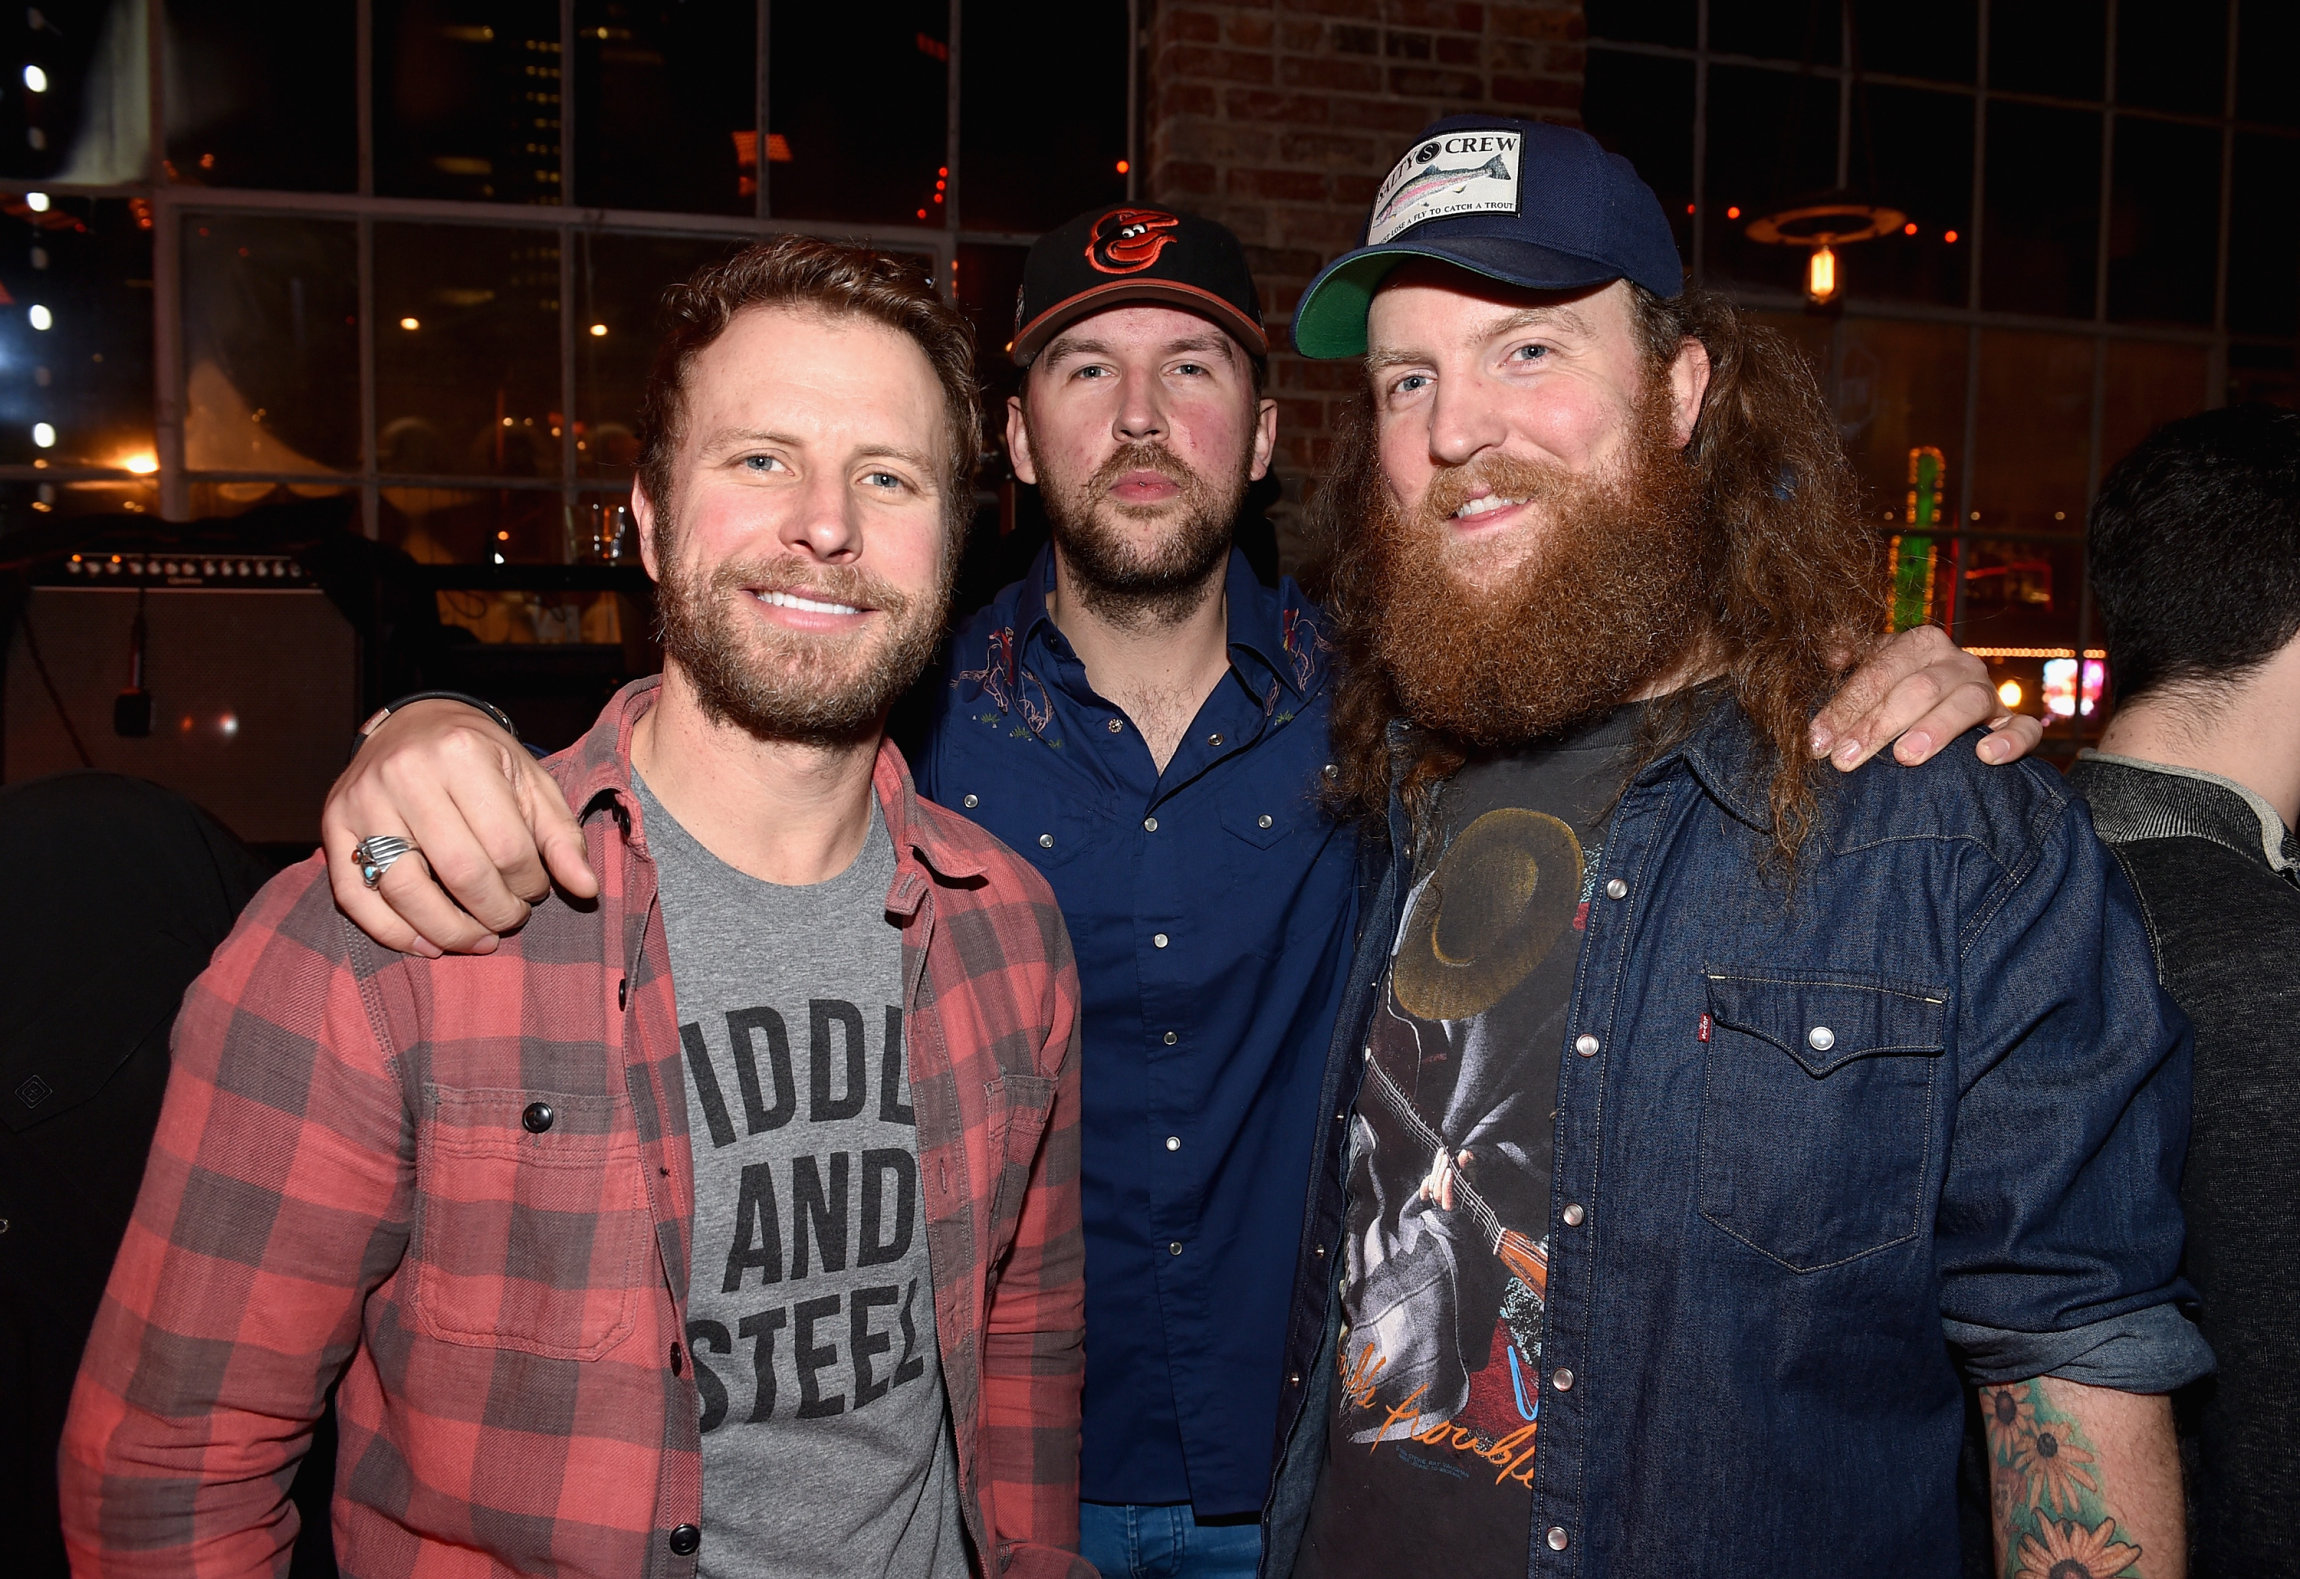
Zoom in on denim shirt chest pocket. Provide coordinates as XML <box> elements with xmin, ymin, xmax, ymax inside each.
<box><xmin>1695</xmin><ymin>969</ymin><xmax>1949</xmax><ymax>1272</ymax></box>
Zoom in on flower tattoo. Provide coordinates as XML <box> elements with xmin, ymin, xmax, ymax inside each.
<box><xmin>2010</xmin><ymin>1516</ymin><xmax>2142</xmax><ymax>1579</ymax></box>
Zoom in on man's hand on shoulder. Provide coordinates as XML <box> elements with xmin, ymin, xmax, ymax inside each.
<box><xmin>323</xmin><ymin>699</ymin><xmax>593</xmax><ymax>956</ymax></box>
<box><xmin>1810</xmin><ymin>623</ymin><xmax>2045</xmax><ymax>773</ymax></box>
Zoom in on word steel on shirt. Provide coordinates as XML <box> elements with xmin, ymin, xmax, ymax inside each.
<box><xmin>679</xmin><ymin>997</ymin><xmax>930</xmax><ymax>1431</ymax></box>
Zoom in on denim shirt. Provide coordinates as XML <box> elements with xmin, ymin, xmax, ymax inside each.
<box><xmin>916</xmin><ymin>545</ymin><xmax>1358</xmax><ymax>1514</ymax></box>
<box><xmin>1262</xmin><ymin>698</ymin><xmax>2210</xmax><ymax>1578</ymax></box>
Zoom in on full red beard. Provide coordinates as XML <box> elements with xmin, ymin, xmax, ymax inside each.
<box><xmin>1366</xmin><ymin>390</ymin><xmax>1708</xmax><ymax>746</ymax></box>
<box><xmin>655</xmin><ymin>549</ymin><xmax>949</xmax><ymax>745</ymax></box>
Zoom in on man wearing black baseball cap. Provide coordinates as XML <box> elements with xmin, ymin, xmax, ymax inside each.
<box><xmin>1261</xmin><ymin>116</ymin><xmax>2204</xmax><ymax>1579</ymax></box>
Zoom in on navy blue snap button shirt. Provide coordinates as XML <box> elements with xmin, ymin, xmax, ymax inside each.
<box><xmin>916</xmin><ymin>544</ymin><xmax>1358</xmax><ymax>1514</ymax></box>
<box><xmin>1261</xmin><ymin>697</ymin><xmax>2211</xmax><ymax>1578</ymax></box>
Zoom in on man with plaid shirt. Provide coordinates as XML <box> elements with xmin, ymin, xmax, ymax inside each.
<box><xmin>60</xmin><ymin>239</ymin><xmax>1091</xmax><ymax>1579</ymax></box>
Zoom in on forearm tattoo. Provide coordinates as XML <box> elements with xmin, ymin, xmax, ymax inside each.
<box><xmin>1979</xmin><ymin>1381</ymin><xmax>2145</xmax><ymax>1579</ymax></box>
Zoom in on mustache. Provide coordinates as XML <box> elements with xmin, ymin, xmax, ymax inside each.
<box><xmin>702</xmin><ymin>554</ymin><xmax>910</xmax><ymax>616</ymax></box>
<box><xmin>1088</xmin><ymin>441</ymin><xmax>1200</xmax><ymax>499</ymax></box>
<box><xmin>1410</xmin><ymin>453</ymin><xmax>1576</xmax><ymax>531</ymax></box>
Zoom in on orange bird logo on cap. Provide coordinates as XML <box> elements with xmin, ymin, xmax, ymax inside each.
<box><xmin>1085</xmin><ymin>209</ymin><xmax>1180</xmax><ymax>274</ymax></box>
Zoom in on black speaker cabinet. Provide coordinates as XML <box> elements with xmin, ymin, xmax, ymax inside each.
<box><xmin>5</xmin><ymin>570</ymin><xmax>359</xmax><ymax>847</ymax></box>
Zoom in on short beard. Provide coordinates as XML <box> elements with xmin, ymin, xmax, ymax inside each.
<box><xmin>655</xmin><ymin>548</ymin><xmax>950</xmax><ymax>748</ymax></box>
<box><xmin>1029</xmin><ymin>420</ymin><xmax>1248</xmax><ymax>630</ymax></box>
<box><xmin>1368</xmin><ymin>386</ymin><xmax>1707</xmax><ymax>747</ymax></box>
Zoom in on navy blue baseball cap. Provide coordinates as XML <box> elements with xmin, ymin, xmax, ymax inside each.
<box><xmin>1291</xmin><ymin>115</ymin><xmax>1684</xmax><ymax>359</ymax></box>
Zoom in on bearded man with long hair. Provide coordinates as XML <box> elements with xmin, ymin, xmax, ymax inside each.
<box><xmin>1261</xmin><ymin>119</ymin><xmax>2208</xmax><ymax>1579</ymax></box>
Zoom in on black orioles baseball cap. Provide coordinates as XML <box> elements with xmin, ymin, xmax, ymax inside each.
<box><xmin>1010</xmin><ymin>204</ymin><xmax>1267</xmax><ymax>366</ymax></box>
<box><xmin>1291</xmin><ymin>115</ymin><xmax>1684</xmax><ymax>359</ymax></box>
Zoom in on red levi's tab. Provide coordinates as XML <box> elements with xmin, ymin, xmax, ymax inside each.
<box><xmin>1698</xmin><ymin>1012</ymin><xmax>1713</xmax><ymax>1042</ymax></box>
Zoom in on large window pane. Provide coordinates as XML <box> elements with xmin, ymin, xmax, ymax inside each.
<box><xmin>1849</xmin><ymin>0</ymin><xmax>1977</xmax><ymax>85</ymax></box>
<box><xmin>575</xmin><ymin>231</ymin><xmax>743</xmax><ymax>479</ymax></box>
<box><xmin>165</xmin><ymin>1</ymin><xmax>357</xmax><ymax>192</ymax></box>
<box><xmin>1582</xmin><ymin>52</ymin><xmax>1694</xmax><ymax>265</ymax></box>
<box><xmin>1583</xmin><ymin>0</ymin><xmax>1695</xmax><ymax>49</ymax></box>
<box><xmin>1982</xmin><ymin>102</ymin><xmax>2100</xmax><ymax>318</ymax></box>
<box><xmin>2236</xmin><ymin>3</ymin><xmax>2300</xmax><ymax>127</ymax></box>
<box><xmin>382</xmin><ymin>484</ymin><xmax>560</xmax><ymax>564</ymax></box>
<box><xmin>1703</xmin><ymin>65</ymin><xmax>1838</xmax><ymax>292</ymax></box>
<box><xmin>1845</xmin><ymin>85</ymin><xmax>1972</xmax><ymax>306</ymax></box>
<box><xmin>0</xmin><ymin>197</ymin><xmax>153</xmax><ymax>470</ymax></box>
<box><xmin>2107</xmin><ymin>117</ymin><xmax>2219</xmax><ymax>326</ymax></box>
<box><xmin>1970</xmin><ymin>330</ymin><xmax>2093</xmax><ymax>539</ymax></box>
<box><xmin>960</xmin><ymin>1</ymin><xmax>1128</xmax><ymax>232</ymax></box>
<box><xmin>1988</xmin><ymin>0</ymin><xmax>2106</xmax><ymax>101</ymax></box>
<box><xmin>377</xmin><ymin>1</ymin><xmax>564</xmax><ymax>204</ymax></box>
<box><xmin>769</xmin><ymin>2</ymin><xmax>946</xmax><ymax>225</ymax></box>
<box><xmin>0</xmin><ymin>0</ymin><xmax>145</xmax><ymax>184</ymax></box>
<box><xmin>1708</xmin><ymin>0</ymin><xmax>1839</xmax><ymax>65</ymax></box>
<box><xmin>572</xmin><ymin>1</ymin><xmax>754</xmax><ymax>216</ymax></box>
<box><xmin>2228</xmin><ymin>133</ymin><xmax>2300</xmax><ymax>337</ymax></box>
<box><xmin>2115</xmin><ymin>0</ymin><xmax>2226</xmax><ymax>117</ymax></box>
<box><xmin>1831</xmin><ymin>320</ymin><xmax>1969</xmax><ymax>533</ymax></box>
<box><xmin>183</xmin><ymin>214</ymin><xmax>359</xmax><ymax>474</ymax></box>
<box><xmin>375</xmin><ymin>223</ymin><xmax>562</xmax><ymax>482</ymax></box>
<box><xmin>2099</xmin><ymin>340</ymin><xmax>2209</xmax><ymax>473</ymax></box>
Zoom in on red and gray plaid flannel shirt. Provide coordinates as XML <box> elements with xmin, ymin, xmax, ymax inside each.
<box><xmin>61</xmin><ymin>678</ymin><xmax>1090</xmax><ymax>1579</ymax></box>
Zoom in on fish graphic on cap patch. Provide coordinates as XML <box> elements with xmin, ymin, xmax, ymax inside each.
<box><xmin>1372</xmin><ymin>152</ymin><xmax>1512</xmax><ymax>233</ymax></box>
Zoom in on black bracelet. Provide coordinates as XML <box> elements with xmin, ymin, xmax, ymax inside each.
<box><xmin>354</xmin><ymin>691</ymin><xmax>520</xmax><ymax>753</ymax></box>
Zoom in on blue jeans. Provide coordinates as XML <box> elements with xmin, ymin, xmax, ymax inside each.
<box><xmin>1079</xmin><ymin>1502</ymin><xmax>1262</xmax><ymax>1579</ymax></box>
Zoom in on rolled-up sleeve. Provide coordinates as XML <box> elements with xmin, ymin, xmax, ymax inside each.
<box><xmin>1934</xmin><ymin>793</ymin><xmax>2212</xmax><ymax>1393</ymax></box>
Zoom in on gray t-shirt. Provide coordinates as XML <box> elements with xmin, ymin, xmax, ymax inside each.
<box><xmin>635</xmin><ymin>771</ymin><xmax>966</xmax><ymax>1579</ymax></box>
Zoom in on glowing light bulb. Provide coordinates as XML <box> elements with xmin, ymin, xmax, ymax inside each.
<box><xmin>399</xmin><ymin>316</ymin><xmax>420</xmax><ymax>330</ymax></box>
<box><xmin>1806</xmin><ymin>245</ymin><xmax>1838</xmax><ymax>302</ymax></box>
<box><xmin>589</xmin><ymin>322</ymin><xmax>607</xmax><ymax>336</ymax></box>
<box><xmin>23</xmin><ymin>190</ymin><xmax>47</xmax><ymax>212</ymax></box>
<box><xmin>22</xmin><ymin>64</ymin><xmax>46</xmax><ymax>93</ymax></box>
<box><xmin>1997</xmin><ymin>679</ymin><xmax>2023</xmax><ymax>709</ymax></box>
<box><xmin>120</xmin><ymin>451</ymin><xmax>157</xmax><ymax>474</ymax></box>
<box><xmin>28</xmin><ymin>303</ymin><xmax>51</xmax><ymax>329</ymax></box>
<box><xmin>31</xmin><ymin>421</ymin><xmax>55</xmax><ymax>448</ymax></box>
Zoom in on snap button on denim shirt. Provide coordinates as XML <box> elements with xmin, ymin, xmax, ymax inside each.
<box><xmin>1262</xmin><ymin>698</ymin><xmax>2208</xmax><ymax>1579</ymax></box>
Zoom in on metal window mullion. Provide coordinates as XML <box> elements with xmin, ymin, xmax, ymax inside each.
<box><xmin>560</xmin><ymin>0</ymin><xmax>578</xmax><ymax>552</ymax></box>
<box><xmin>757</xmin><ymin>0</ymin><xmax>772</xmax><ymax>219</ymax></box>
<box><xmin>944</xmin><ymin>0</ymin><xmax>962</xmax><ymax>301</ymax></box>
<box><xmin>2209</xmin><ymin>0</ymin><xmax>2240</xmax><ymax>406</ymax></box>
<box><xmin>1126</xmin><ymin>0</ymin><xmax>1140</xmax><ymax>204</ymax></box>
<box><xmin>1691</xmin><ymin>0</ymin><xmax>1708</xmax><ymax>286</ymax></box>
<box><xmin>357</xmin><ymin>0</ymin><xmax>375</xmax><ymax>197</ymax></box>
<box><xmin>359</xmin><ymin>214</ymin><xmax>378</xmax><ymax>539</ymax></box>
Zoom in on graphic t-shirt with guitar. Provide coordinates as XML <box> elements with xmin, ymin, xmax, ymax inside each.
<box><xmin>1297</xmin><ymin>700</ymin><xmax>1648</xmax><ymax>1578</ymax></box>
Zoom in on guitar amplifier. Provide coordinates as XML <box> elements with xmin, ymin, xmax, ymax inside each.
<box><xmin>5</xmin><ymin>552</ymin><xmax>360</xmax><ymax>847</ymax></box>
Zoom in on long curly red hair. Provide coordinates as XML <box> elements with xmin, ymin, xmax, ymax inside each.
<box><xmin>1307</xmin><ymin>284</ymin><xmax>1884</xmax><ymax>870</ymax></box>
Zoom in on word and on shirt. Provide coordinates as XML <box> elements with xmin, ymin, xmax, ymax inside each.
<box><xmin>679</xmin><ymin>997</ymin><xmax>931</xmax><ymax>1433</ymax></box>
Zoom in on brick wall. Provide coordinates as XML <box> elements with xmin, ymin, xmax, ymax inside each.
<box><xmin>1145</xmin><ymin>0</ymin><xmax>1587</xmax><ymax>568</ymax></box>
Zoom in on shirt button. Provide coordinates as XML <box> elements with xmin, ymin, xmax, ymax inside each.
<box><xmin>1313</xmin><ymin>1243</ymin><xmax>1326</xmax><ymax>1259</ymax></box>
<box><xmin>1163</xmin><ymin>1030</ymin><xmax>1178</xmax><ymax>1045</ymax></box>
<box><xmin>1144</xmin><ymin>816</ymin><xmax>1159</xmax><ymax>832</ymax></box>
<box><xmin>617</xmin><ymin>978</ymin><xmax>628</xmax><ymax>1009</ymax></box>
<box><xmin>1552</xmin><ymin>1367</ymin><xmax>1575</xmax><ymax>1392</ymax></box>
<box><xmin>1208</xmin><ymin>733</ymin><xmax>1224</xmax><ymax>747</ymax></box>
<box><xmin>668</xmin><ymin>1524</ymin><xmax>701</xmax><ymax>1556</ymax></box>
<box><xmin>669</xmin><ymin>1341</ymin><xmax>684</xmax><ymax>1374</ymax></box>
<box><xmin>1562</xmin><ymin>1202</ymin><xmax>1586</xmax><ymax>1227</ymax></box>
<box><xmin>1107</xmin><ymin>718</ymin><xmax>1124</xmax><ymax>733</ymax></box>
<box><xmin>1574</xmin><ymin>1033</ymin><xmax>1600</xmax><ymax>1057</ymax></box>
<box><xmin>1546</xmin><ymin>1527</ymin><xmax>1569</xmax><ymax>1552</ymax></box>
<box><xmin>1038</xmin><ymin>833</ymin><xmax>1054</xmax><ymax>849</ymax></box>
<box><xmin>1288</xmin><ymin>1370</ymin><xmax>1300</xmax><ymax>1386</ymax></box>
<box><xmin>962</xmin><ymin>793</ymin><xmax>979</xmax><ymax>809</ymax></box>
<box><xmin>1258</xmin><ymin>813</ymin><xmax>1273</xmax><ymax>829</ymax></box>
<box><xmin>1808</xmin><ymin>1025</ymin><xmax>1837</xmax><ymax>1052</ymax></box>
<box><xmin>1605</xmin><ymin>877</ymin><xmax>1628</xmax><ymax>900</ymax></box>
<box><xmin>1166</xmin><ymin>1136</ymin><xmax>1181</xmax><ymax>1151</ymax></box>
<box><xmin>522</xmin><ymin>1101</ymin><xmax>554</xmax><ymax>1133</ymax></box>
<box><xmin>1169</xmin><ymin>1241</ymin><xmax>1184</xmax><ymax>1255</ymax></box>
<box><xmin>1153</xmin><ymin>933</ymin><xmax>1169</xmax><ymax>948</ymax></box>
